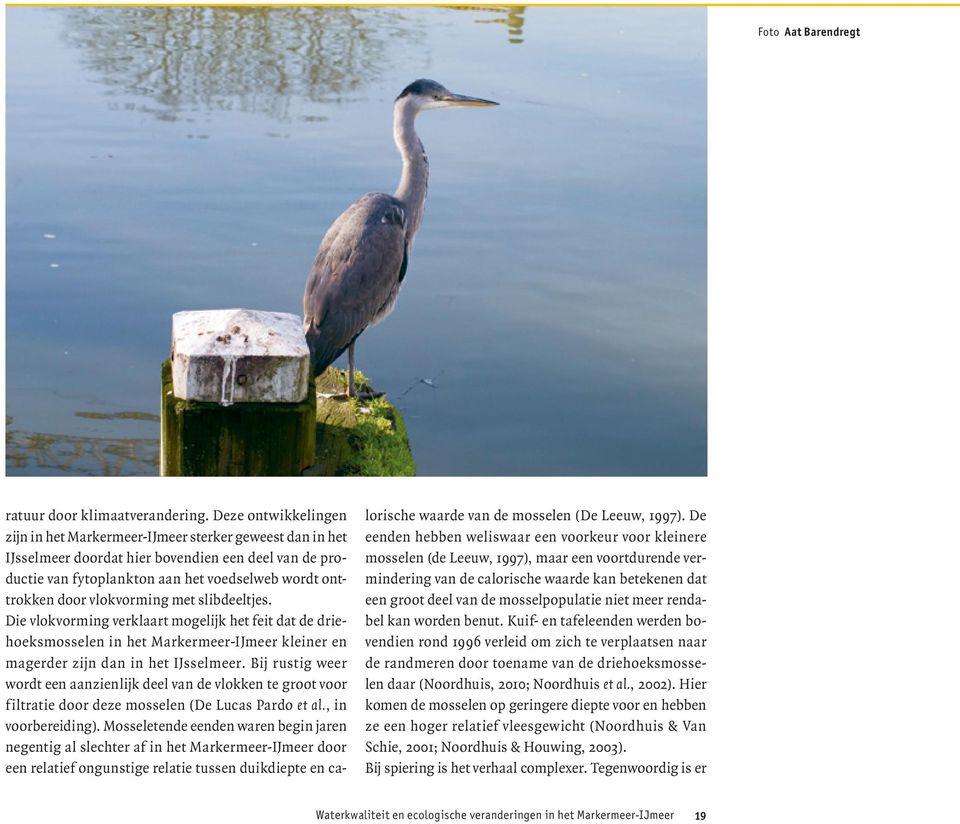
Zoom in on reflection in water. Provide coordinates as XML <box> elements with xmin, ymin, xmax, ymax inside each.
<box><xmin>61</xmin><ymin>6</ymin><xmax>424</xmax><ymax>121</ymax></box>
<box><xmin>449</xmin><ymin>6</ymin><xmax>527</xmax><ymax>44</ymax></box>
<box><xmin>75</xmin><ymin>410</ymin><xmax>161</xmax><ymax>422</ymax></box>
<box><xmin>6</xmin><ymin>428</ymin><xmax>160</xmax><ymax>476</ymax></box>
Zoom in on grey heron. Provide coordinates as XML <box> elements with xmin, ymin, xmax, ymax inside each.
<box><xmin>303</xmin><ymin>79</ymin><xmax>498</xmax><ymax>398</ymax></box>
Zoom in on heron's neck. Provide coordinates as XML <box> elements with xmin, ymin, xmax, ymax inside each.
<box><xmin>393</xmin><ymin>101</ymin><xmax>428</xmax><ymax>243</ymax></box>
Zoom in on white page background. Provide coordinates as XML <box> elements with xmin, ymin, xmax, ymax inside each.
<box><xmin>2</xmin><ymin>3</ymin><xmax>957</xmax><ymax>822</ymax></box>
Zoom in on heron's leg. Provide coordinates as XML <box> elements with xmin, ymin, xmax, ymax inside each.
<box><xmin>348</xmin><ymin>342</ymin><xmax>356</xmax><ymax>398</ymax></box>
<box><xmin>346</xmin><ymin>341</ymin><xmax>384</xmax><ymax>402</ymax></box>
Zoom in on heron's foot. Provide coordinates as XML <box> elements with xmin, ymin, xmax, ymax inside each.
<box><xmin>317</xmin><ymin>390</ymin><xmax>382</xmax><ymax>401</ymax></box>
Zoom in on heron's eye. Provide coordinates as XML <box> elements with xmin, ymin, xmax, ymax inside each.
<box><xmin>433</xmin><ymin>94</ymin><xmax>440</xmax><ymax>100</ymax></box>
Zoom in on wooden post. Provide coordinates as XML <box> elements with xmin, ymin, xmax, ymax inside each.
<box><xmin>161</xmin><ymin>309</ymin><xmax>316</xmax><ymax>476</ymax></box>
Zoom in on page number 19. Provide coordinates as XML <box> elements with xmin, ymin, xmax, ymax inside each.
<box><xmin>694</xmin><ymin>815</ymin><xmax>707</xmax><ymax>821</ymax></box>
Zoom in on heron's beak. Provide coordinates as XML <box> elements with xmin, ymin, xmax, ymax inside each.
<box><xmin>443</xmin><ymin>92</ymin><xmax>499</xmax><ymax>108</ymax></box>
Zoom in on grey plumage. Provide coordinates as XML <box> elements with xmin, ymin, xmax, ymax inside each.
<box><xmin>303</xmin><ymin>79</ymin><xmax>497</xmax><ymax>397</ymax></box>
<box><xmin>303</xmin><ymin>194</ymin><xmax>407</xmax><ymax>375</ymax></box>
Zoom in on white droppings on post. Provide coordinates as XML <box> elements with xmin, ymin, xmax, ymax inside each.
<box><xmin>171</xmin><ymin>309</ymin><xmax>310</xmax><ymax>404</ymax></box>
<box><xmin>220</xmin><ymin>355</ymin><xmax>238</xmax><ymax>406</ymax></box>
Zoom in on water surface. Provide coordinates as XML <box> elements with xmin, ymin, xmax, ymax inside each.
<box><xmin>5</xmin><ymin>6</ymin><xmax>706</xmax><ymax>476</ymax></box>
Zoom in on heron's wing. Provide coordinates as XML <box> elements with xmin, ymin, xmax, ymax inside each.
<box><xmin>303</xmin><ymin>193</ymin><xmax>408</xmax><ymax>373</ymax></box>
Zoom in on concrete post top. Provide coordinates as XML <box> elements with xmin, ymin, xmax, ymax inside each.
<box><xmin>170</xmin><ymin>309</ymin><xmax>310</xmax><ymax>405</ymax></box>
<box><xmin>172</xmin><ymin>309</ymin><xmax>307</xmax><ymax>358</ymax></box>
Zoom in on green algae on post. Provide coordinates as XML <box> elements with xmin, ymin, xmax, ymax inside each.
<box><xmin>307</xmin><ymin>368</ymin><xmax>415</xmax><ymax>477</ymax></box>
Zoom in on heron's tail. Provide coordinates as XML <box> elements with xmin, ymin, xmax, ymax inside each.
<box><xmin>305</xmin><ymin>328</ymin><xmax>347</xmax><ymax>377</ymax></box>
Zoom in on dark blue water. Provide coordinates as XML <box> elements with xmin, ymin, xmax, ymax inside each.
<box><xmin>5</xmin><ymin>6</ymin><xmax>706</xmax><ymax>476</ymax></box>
